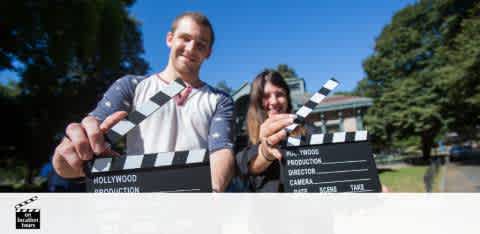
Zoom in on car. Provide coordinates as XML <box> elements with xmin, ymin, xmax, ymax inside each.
<box><xmin>449</xmin><ymin>145</ymin><xmax>473</xmax><ymax>160</ymax></box>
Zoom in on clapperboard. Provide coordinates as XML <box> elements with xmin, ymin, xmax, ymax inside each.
<box><xmin>281</xmin><ymin>79</ymin><xmax>381</xmax><ymax>193</ymax></box>
<box><xmin>84</xmin><ymin>78</ymin><xmax>212</xmax><ymax>192</ymax></box>
<box><xmin>15</xmin><ymin>196</ymin><xmax>40</xmax><ymax>229</ymax></box>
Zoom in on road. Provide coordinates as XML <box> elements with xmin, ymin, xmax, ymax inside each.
<box><xmin>444</xmin><ymin>151</ymin><xmax>480</xmax><ymax>192</ymax></box>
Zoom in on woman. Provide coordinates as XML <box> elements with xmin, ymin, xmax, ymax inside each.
<box><xmin>236</xmin><ymin>70</ymin><xmax>315</xmax><ymax>192</ymax></box>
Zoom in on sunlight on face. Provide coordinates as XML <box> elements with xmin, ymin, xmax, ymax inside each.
<box><xmin>167</xmin><ymin>18</ymin><xmax>212</xmax><ymax>74</ymax></box>
<box><xmin>262</xmin><ymin>81</ymin><xmax>288</xmax><ymax>118</ymax></box>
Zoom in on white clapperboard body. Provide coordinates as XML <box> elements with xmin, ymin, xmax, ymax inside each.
<box><xmin>281</xmin><ymin>78</ymin><xmax>381</xmax><ymax>193</ymax></box>
<box><xmin>84</xmin><ymin>78</ymin><xmax>212</xmax><ymax>192</ymax></box>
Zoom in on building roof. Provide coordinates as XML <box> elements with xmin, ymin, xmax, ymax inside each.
<box><xmin>232</xmin><ymin>83</ymin><xmax>373</xmax><ymax>112</ymax></box>
<box><xmin>232</xmin><ymin>82</ymin><xmax>250</xmax><ymax>101</ymax></box>
<box><xmin>312</xmin><ymin>95</ymin><xmax>373</xmax><ymax>112</ymax></box>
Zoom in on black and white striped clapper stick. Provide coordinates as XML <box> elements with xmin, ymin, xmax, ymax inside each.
<box><xmin>285</xmin><ymin>78</ymin><xmax>339</xmax><ymax>146</ymax></box>
<box><xmin>285</xmin><ymin>78</ymin><xmax>339</xmax><ymax>133</ymax></box>
<box><xmin>287</xmin><ymin>130</ymin><xmax>369</xmax><ymax>147</ymax></box>
<box><xmin>15</xmin><ymin>196</ymin><xmax>40</xmax><ymax>212</ymax></box>
<box><xmin>105</xmin><ymin>78</ymin><xmax>186</xmax><ymax>143</ymax></box>
<box><xmin>88</xmin><ymin>149</ymin><xmax>209</xmax><ymax>174</ymax></box>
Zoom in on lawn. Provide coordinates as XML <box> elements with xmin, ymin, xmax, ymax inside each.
<box><xmin>379</xmin><ymin>166</ymin><xmax>430</xmax><ymax>192</ymax></box>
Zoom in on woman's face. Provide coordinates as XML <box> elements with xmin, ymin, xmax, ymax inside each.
<box><xmin>262</xmin><ymin>81</ymin><xmax>289</xmax><ymax>118</ymax></box>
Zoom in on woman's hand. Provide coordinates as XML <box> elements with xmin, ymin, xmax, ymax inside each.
<box><xmin>248</xmin><ymin>114</ymin><xmax>295</xmax><ymax>175</ymax></box>
<box><xmin>252</xmin><ymin>114</ymin><xmax>295</xmax><ymax>167</ymax></box>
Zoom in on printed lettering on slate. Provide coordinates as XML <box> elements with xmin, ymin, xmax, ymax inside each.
<box><xmin>281</xmin><ymin>135</ymin><xmax>381</xmax><ymax>193</ymax></box>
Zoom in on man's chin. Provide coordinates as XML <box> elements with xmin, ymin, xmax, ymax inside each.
<box><xmin>175</xmin><ymin>63</ymin><xmax>199</xmax><ymax>75</ymax></box>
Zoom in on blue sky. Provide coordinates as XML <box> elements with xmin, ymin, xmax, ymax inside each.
<box><xmin>1</xmin><ymin>0</ymin><xmax>417</xmax><ymax>93</ymax></box>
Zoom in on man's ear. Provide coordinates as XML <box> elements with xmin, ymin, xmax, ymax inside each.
<box><xmin>166</xmin><ymin>32</ymin><xmax>174</xmax><ymax>48</ymax></box>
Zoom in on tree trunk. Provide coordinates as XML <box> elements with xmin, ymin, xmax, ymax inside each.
<box><xmin>421</xmin><ymin>134</ymin><xmax>434</xmax><ymax>160</ymax></box>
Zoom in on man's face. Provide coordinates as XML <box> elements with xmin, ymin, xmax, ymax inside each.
<box><xmin>167</xmin><ymin>18</ymin><xmax>212</xmax><ymax>75</ymax></box>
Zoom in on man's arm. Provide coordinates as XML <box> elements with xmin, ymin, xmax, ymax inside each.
<box><xmin>53</xmin><ymin>75</ymin><xmax>141</xmax><ymax>178</ymax></box>
<box><xmin>208</xmin><ymin>89</ymin><xmax>236</xmax><ymax>192</ymax></box>
<box><xmin>210</xmin><ymin>148</ymin><xmax>235</xmax><ymax>192</ymax></box>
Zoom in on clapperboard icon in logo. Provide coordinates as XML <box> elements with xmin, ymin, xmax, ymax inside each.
<box><xmin>85</xmin><ymin>78</ymin><xmax>212</xmax><ymax>192</ymax></box>
<box><xmin>281</xmin><ymin>78</ymin><xmax>381</xmax><ymax>193</ymax></box>
<box><xmin>15</xmin><ymin>196</ymin><xmax>40</xmax><ymax>229</ymax></box>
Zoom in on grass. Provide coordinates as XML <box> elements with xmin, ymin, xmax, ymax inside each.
<box><xmin>379</xmin><ymin>166</ymin><xmax>429</xmax><ymax>192</ymax></box>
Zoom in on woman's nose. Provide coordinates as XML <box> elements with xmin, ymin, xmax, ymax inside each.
<box><xmin>269</xmin><ymin>95</ymin><xmax>278</xmax><ymax>104</ymax></box>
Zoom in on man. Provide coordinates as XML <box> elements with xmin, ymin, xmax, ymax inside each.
<box><xmin>53</xmin><ymin>12</ymin><xmax>235</xmax><ymax>192</ymax></box>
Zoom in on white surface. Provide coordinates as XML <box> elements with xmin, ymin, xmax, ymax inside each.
<box><xmin>134</xmin><ymin>100</ymin><xmax>159</xmax><ymax>117</ymax></box>
<box><xmin>111</xmin><ymin>120</ymin><xmax>136</xmax><ymax>136</ymax></box>
<box><xmin>332</xmin><ymin>132</ymin><xmax>346</xmax><ymax>143</ymax></box>
<box><xmin>154</xmin><ymin>152</ymin><xmax>175</xmax><ymax>167</ymax></box>
<box><xmin>324</xmin><ymin>79</ymin><xmax>339</xmax><ymax>90</ymax></box>
<box><xmin>92</xmin><ymin>158</ymin><xmax>112</xmax><ymax>173</ymax></box>
<box><xmin>186</xmin><ymin>149</ymin><xmax>207</xmax><ymax>163</ymax></box>
<box><xmin>123</xmin><ymin>155</ymin><xmax>144</xmax><ymax>169</ymax></box>
<box><xmin>1</xmin><ymin>194</ymin><xmax>480</xmax><ymax>234</ymax></box>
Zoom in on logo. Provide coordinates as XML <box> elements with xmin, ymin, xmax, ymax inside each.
<box><xmin>15</xmin><ymin>196</ymin><xmax>40</xmax><ymax>229</ymax></box>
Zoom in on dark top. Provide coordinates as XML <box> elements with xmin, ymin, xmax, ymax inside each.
<box><xmin>235</xmin><ymin>124</ymin><xmax>318</xmax><ymax>192</ymax></box>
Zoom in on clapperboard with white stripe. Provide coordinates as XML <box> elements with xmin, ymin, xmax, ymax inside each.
<box><xmin>15</xmin><ymin>196</ymin><xmax>40</xmax><ymax>229</ymax></box>
<box><xmin>84</xmin><ymin>78</ymin><xmax>212</xmax><ymax>192</ymax></box>
<box><xmin>281</xmin><ymin>78</ymin><xmax>381</xmax><ymax>193</ymax></box>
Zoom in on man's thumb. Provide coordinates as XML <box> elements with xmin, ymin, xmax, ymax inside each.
<box><xmin>100</xmin><ymin>111</ymin><xmax>128</xmax><ymax>132</ymax></box>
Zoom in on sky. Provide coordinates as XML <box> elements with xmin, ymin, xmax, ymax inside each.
<box><xmin>0</xmin><ymin>0</ymin><xmax>417</xmax><ymax>93</ymax></box>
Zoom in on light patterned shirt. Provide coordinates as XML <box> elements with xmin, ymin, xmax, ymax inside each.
<box><xmin>90</xmin><ymin>74</ymin><xmax>234</xmax><ymax>154</ymax></box>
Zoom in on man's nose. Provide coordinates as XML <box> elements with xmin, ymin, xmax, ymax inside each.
<box><xmin>185</xmin><ymin>41</ymin><xmax>195</xmax><ymax>52</ymax></box>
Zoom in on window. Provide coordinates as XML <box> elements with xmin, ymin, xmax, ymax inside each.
<box><xmin>326</xmin><ymin>124</ymin><xmax>340</xmax><ymax>133</ymax></box>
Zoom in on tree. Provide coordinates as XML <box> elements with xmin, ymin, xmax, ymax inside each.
<box><xmin>275</xmin><ymin>64</ymin><xmax>299</xmax><ymax>80</ymax></box>
<box><xmin>0</xmin><ymin>0</ymin><xmax>149</xmax><ymax>184</ymax></box>
<box><xmin>361</xmin><ymin>0</ymin><xmax>480</xmax><ymax>158</ymax></box>
<box><xmin>215</xmin><ymin>80</ymin><xmax>233</xmax><ymax>94</ymax></box>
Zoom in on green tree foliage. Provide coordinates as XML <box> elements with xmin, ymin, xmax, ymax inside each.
<box><xmin>0</xmin><ymin>0</ymin><xmax>149</xmax><ymax>184</ymax></box>
<box><xmin>215</xmin><ymin>80</ymin><xmax>233</xmax><ymax>94</ymax></box>
<box><xmin>361</xmin><ymin>0</ymin><xmax>480</xmax><ymax>158</ymax></box>
<box><xmin>263</xmin><ymin>64</ymin><xmax>300</xmax><ymax>81</ymax></box>
<box><xmin>276</xmin><ymin>64</ymin><xmax>298</xmax><ymax>80</ymax></box>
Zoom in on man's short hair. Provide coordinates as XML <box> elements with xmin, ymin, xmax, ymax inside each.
<box><xmin>171</xmin><ymin>12</ymin><xmax>215</xmax><ymax>49</ymax></box>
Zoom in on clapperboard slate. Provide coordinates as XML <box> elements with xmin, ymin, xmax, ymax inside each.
<box><xmin>281</xmin><ymin>131</ymin><xmax>381</xmax><ymax>193</ymax></box>
<box><xmin>84</xmin><ymin>78</ymin><xmax>212</xmax><ymax>192</ymax></box>
<box><xmin>85</xmin><ymin>149</ymin><xmax>212</xmax><ymax>192</ymax></box>
<box><xmin>281</xmin><ymin>78</ymin><xmax>381</xmax><ymax>193</ymax></box>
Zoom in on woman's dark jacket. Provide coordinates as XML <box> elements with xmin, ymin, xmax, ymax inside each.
<box><xmin>235</xmin><ymin>124</ymin><xmax>317</xmax><ymax>192</ymax></box>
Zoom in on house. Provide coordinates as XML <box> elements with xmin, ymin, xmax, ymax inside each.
<box><xmin>232</xmin><ymin>76</ymin><xmax>372</xmax><ymax>150</ymax></box>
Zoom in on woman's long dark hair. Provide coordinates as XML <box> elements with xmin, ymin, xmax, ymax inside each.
<box><xmin>246</xmin><ymin>70</ymin><xmax>292</xmax><ymax>144</ymax></box>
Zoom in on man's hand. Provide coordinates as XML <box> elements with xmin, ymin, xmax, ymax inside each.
<box><xmin>52</xmin><ymin>111</ymin><xmax>127</xmax><ymax>178</ymax></box>
<box><xmin>209</xmin><ymin>148</ymin><xmax>235</xmax><ymax>192</ymax></box>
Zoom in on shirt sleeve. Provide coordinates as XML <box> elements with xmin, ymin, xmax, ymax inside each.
<box><xmin>208</xmin><ymin>92</ymin><xmax>235</xmax><ymax>153</ymax></box>
<box><xmin>89</xmin><ymin>75</ymin><xmax>141</xmax><ymax>122</ymax></box>
<box><xmin>235</xmin><ymin>144</ymin><xmax>259</xmax><ymax>176</ymax></box>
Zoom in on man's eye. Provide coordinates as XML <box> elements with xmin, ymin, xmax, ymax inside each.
<box><xmin>197</xmin><ymin>43</ymin><xmax>207</xmax><ymax>51</ymax></box>
<box><xmin>179</xmin><ymin>36</ymin><xmax>190</xmax><ymax>42</ymax></box>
